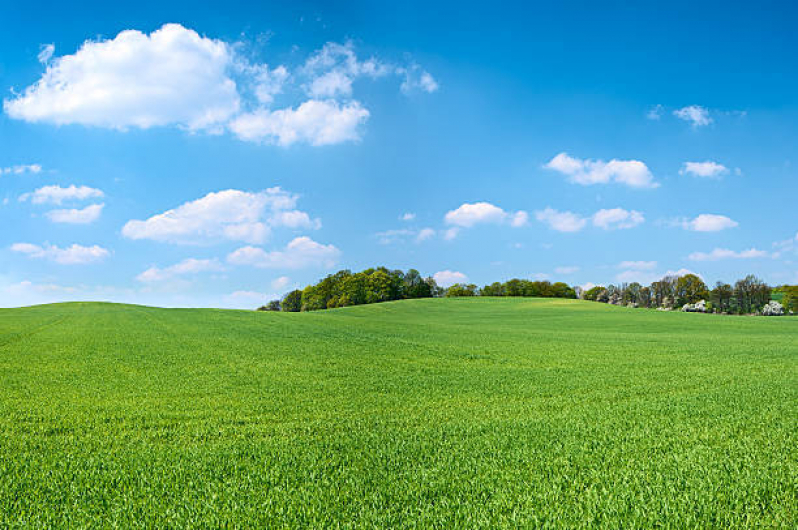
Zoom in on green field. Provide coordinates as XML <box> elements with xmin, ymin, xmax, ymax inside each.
<box><xmin>0</xmin><ymin>299</ymin><xmax>795</xmax><ymax>527</ymax></box>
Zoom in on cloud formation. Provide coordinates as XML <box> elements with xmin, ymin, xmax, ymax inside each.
<box><xmin>592</xmin><ymin>208</ymin><xmax>645</xmax><ymax>230</ymax></box>
<box><xmin>680</xmin><ymin>161</ymin><xmax>728</xmax><ymax>178</ymax></box>
<box><xmin>227</xmin><ymin>237</ymin><xmax>340</xmax><ymax>269</ymax></box>
<box><xmin>229</xmin><ymin>100</ymin><xmax>369</xmax><ymax>146</ymax></box>
<box><xmin>688</xmin><ymin>248</ymin><xmax>769</xmax><ymax>261</ymax></box>
<box><xmin>20</xmin><ymin>184</ymin><xmax>103</xmax><ymax>205</ymax></box>
<box><xmin>136</xmin><ymin>258</ymin><xmax>224</xmax><ymax>283</ymax></box>
<box><xmin>1</xmin><ymin>164</ymin><xmax>42</xmax><ymax>175</ymax></box>
<box><xmin>433</xmin><ymin>270</ymin><xmax>467</xmax><ymax>287</ymax></box>
<box><xmin>5</xmin><ymin>25</ymin><xmax>436</xmax><ymax>148</ymax></box>
<box><xmin>5</xmin><ymin>24</ymin><xmax>240</xmax><ymax>131</ymax></box>
<box><xmin>444</xmin><ymin>202</ymin><xmax>528</xmax><ymax>230</ymax></box>
<box><xmin>678</xmin><ymin>214</ymin><xmax>738</xmax><ymax>232</ymax></box>
<box><xmin>11</xmin><ymin>242</ymin><xmax>109</xmax><ymax>264</ymax></box>
<box><xmin>545</xmin><ymin>152</ymin><xmax>659</xmax><ymax>188</ymax></box>
<box><xmin>45</xmin><ymin>203</ymin><xmax>104</xmax><ymax>224</ymax></box>
<box><xmin>673</xmin><ymin>105</ymin><xmax>712</xmax><ymax>127</ymax></box>
<box><xmin>122</xmin><ymin>188</ymin><xmax>318</xmax><ymax>245</ymax></box>
<box><xmin>535</xmin><ymin>208</ymin><xmax>587</xmax><ymax>232</ymax></box>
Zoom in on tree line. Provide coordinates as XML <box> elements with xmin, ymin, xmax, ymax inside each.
<box><xmin>258</xmin><ymin>268</ymin><xmax>794</xmax><ymax>315</ymax></box>
<box><xmin>259</xmin><ymin>269</ymin><xmax>577</xmax><ymax>312</ymax></box>
<box><xmin>583</xmin><ymin>273</ymin><xmax>795</xmax><ymax>314</ymax></box>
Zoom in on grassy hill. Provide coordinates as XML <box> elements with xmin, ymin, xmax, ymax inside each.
<box><xmin>0</xmin><ymin>298</ymin><xmax>795</xmax><ymax>527</ymax></box>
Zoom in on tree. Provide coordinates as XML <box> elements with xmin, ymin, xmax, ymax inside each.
<box><xmin>675</xmin><ymin>274</ymin><xmax>709</xmax><ymax>306</ymax></box>
<box><xmin>583</xmin><ymin>286</ymin><xmax>605</xmax><ymax>301</ymax></box>
<box><xmin>281</xmin><ymin>290</ymin><xmax>302</xmax><ymax>312</ymax></box>
<box><xmin>710</xmin><ymin>282</ymin><xmax>733</xmax><ymax>313</ymax></box>
<box><xmin>638</xmin><ymin>286</ymin><xmax>651</xmax><ymax>308</ymax></box>
<box><xmin>781</xmin><ymin>285</ymin><xmax>798</xmax><ymax>313</ymax></box>
<box><xmin>445</xmin><ymin>283</ymin><xmax>478</xmax><ymax>297</ymax></box>
<box><xmin>403</xmin><ymin>269</ymin><xmax>432</xmax><ymax>299</ymax></box>
<box><xmin>481</xmin><ymin>282</ymin><xmax>505</xmax><ymax>296</ymax></box>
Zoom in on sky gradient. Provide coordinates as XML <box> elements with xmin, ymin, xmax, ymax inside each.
<box><xmin>2</xmin><ymin>1</ymin><xmax>797</xmax><ymax>308</ymax></box>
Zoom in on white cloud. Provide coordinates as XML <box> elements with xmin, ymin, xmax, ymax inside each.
<box><xmin>4</xmin><ymin>24</ymin><xmax>240</xmax><ymax>131</ymax></box>
<box><xmin>615</xmin><ymin>267</ymin><xmax>700</xmax><ymax>285</ymax></box>
<box><xmin>11</xmin><ymin>242</ymin><xmax>109</xmax><ymax>264</ymax></box>
<box><xmin>251</xmin><ymin>65</ymin><xmax>289</xmax><ymax>105</ymax></box>
<box><xmin>535</xmin><ymin>207</ymin><xmax>587</xmax><ymax>232</ymax></box>
<box><xmin>545</xmin><ymin>152</ymin><xmax>659</xmax><ymax>188</ymax></box>
<box><xmin>271</xmin><ymin>276</ymin><xmax>291</xmax><ymax>291</ymax></box>
<box><xmin>137</xmin><ymin>258</ymin><xmax>224</xmax><ymax>283</ymax></box>
<box><xmin>555</xmin><ymin>266</ymin><xmax>579</xmax><ymax>274</ymax></box>
<box><xmin>399</xmin><ymin>64</ymin><xmax>439</xmax><ymax>94</ymax></box>
<box><xmin>20</xmin><ymin>184</ymin><xmax>104</xmax><ymax>205</ymax></box>
<box><xmin>673</xmin><ymin>105</ymin><xmax>712</xmax><ymax>127</ymax></box>
<box><xmin>680</xmin><ymin>161</ymin><xmax>728</xmax><ymax>178</ymax></box>
<box><xmin>229</xmin><ymin>99</ymin><xmax>369</xmax><ymax>146</ymax></box>
<box><xmin>618</xmin><ymin>260</ymin><xmax>657</xmax><ymax>270</ymax></box>
<box><xmin>301</xmin><ymin>41</ymin><xmax>391</xmax><ymax>99</ymax></box>
<box><xmin>679</xmin><ymin>214</ymin><xmax>738</xmax><ymax>232</ymax></box>
<box><xmin>646</xmin><ymin>104</ymin><xmax>663</xmax><ymax>120</ymax></box>
<box><xmin>443</xmin><ymin>227</ymin><xmax>460</xmax><ymax>240</ymax></box>
<box><xmin>688</xmin><ymin>248</ymin><xmax>769</xmax><ymax>261</ymax></box>
<box><xmin>38</xmin><ymin>44</ymin><xmax>55</xmax><ymax>65</ymax></box>
<box><xmin>433</xmin><ymin>270</ymin><xmax>467</xmax><ymax>287</ymax></box>
<box><xmin>444</xmin><ymin>202</ymin><xmax>528</xmax><ymax>229</ymax></box>
<box><xmin>592</xmin><ymin>208</ymin><xmax>645</xmax><ymax>230</ymax></box>
<box><xmin>416</xmin><ymin>227</ymin><xmax>435</xmax><ymax>242</ymax></box>
<box><xmin>227</xmin><ymin>236</ymin><xmax>340</xmax><ymax>269</ymax></box>
<box><xmin>122</xmin><ymin>188</ymin><xmax>318</xmax><ymax>245</ymax></box>
<box><xmin>377</xmin><ymin>227</ymin><xmax>435</xmax><ymax>244</ymax></box>
<box><xmin>400</xmin><ymin>212</ymin><xmax>416</xmax><ymax>221</ymax></box>
<box><xmin>45</xmin><ymin>203</ymin><xmax>104</xmax><ymax>224</ymax></box>
<box><xmin>1</xmin><ymin>164</ymin><xmax>42</xmax><ymax>175</ymax></box>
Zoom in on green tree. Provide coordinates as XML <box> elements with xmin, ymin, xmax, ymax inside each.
<box><xmin>445</xmin><ymin>284</ymin><xmax>478</xmax><ymax>297</ymax></box>
<box><xmin>281</xmin><ymin>290</ymin><xmax>302</xmax><ymax>312</ymax></box>
<box><xmin>675</xmin><ymin>274</ymin><xmax>709</xmax><ymax>306</ymax></box>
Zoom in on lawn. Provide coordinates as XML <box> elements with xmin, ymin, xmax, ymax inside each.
<box><xmin>0</xmin><ymin>298</ymin><xmax>795</xmax><ymax>527</ymax></box>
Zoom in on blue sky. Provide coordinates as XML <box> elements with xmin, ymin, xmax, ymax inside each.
<box><xmin>1</xmin><ymin>1</ymin><xmax>797</xmax><ymax>308</ymax></box>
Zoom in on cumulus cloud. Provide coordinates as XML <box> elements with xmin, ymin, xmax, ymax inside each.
<box><xmin>1</xmin><ymin>164</ymin><xmax>42</xmax><ymax>175</ymax></box>
<box><xmin>136</xmin><ymin>258</ymin><xmax>224</xmax><ymax>283</ymax></box>
<box><xmin>121</xmin><ymin>188</ymin><xmax>319</xmax><ymax>245</ymax></box>
<box><xmin>45</xmin><ymin>203</ymin><xmax>104</xmax><ymax>224</ymax></box>
<box><xmin>433</xmin><ymin>270</ymin><xmax>467</xmax><ymax>287</ymax></box>
<box><xmin>545</xmin><ymin>152</ymin><xmax>659</xmax><ymax>188</ymax></box>
<box><xmin>592</xmin><ymin>208</ymin><xmax>644</xmax><ymax>230</ymax></box>
<box><xmin>6</xmin><ymin>26</ymin><xmax>437</xmax><ymax>148</ymax></box>
<box><xmin>680</xmin><ymin>161</ymin><xmax>728</xmax><ymax>178</ymax></box>
<box><xmin>688</xmin><ymin>248</ymin><xmax>769</xmax><ymax>261</ymax></box>
<box><xmin>227</xmin><ymin>236</ymin><xmax>340</xmax><ymax>269</ymax></box>
<box><xmin>4</xmin><ymin>24</ymin><xmax>240</xmax><ymax>131</ymax></box>
<box><xmin>535</xmin><ymin>207</ymin><xmax>587</xmax><ymax>232</ymax></box>
<box><xmin>673</xmin><ymin>105</ymin><xmax>712</xmax><ymax>127</ymax></box>
<box><xmin>678</xmin><ymin>214</ymin><xmax>738</xmax><ymax>232</ymax></box>
<box><xmin>400</xmin><ymin>212</ymin><xmax>416</xmax><ymax>221</ymax></box>
<box><xmin>444</xmin><ymin>202</ymin><xmax>528</xmax><ymax>229</ymax></box>
<box><xmin>19</xmin><ymin>184</ymin><xmax>103</xmax><ymax>205</ymax></box>
<box><xmin>228</xmin><ymin>100</ymin><xmax>369</xmax><ymax>146</ymax></box>
<box><xmin>11</xmin><ymin>242</ymin><xmax>109</xmax><ymax>264</ymax></box>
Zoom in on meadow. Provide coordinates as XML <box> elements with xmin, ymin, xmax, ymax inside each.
<box><xmin>0</xmin><ymin>298</ymin><xmax>795</xmax><ymax>527</ymax></box>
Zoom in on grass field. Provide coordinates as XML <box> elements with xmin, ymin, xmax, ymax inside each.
<box><xmin>0</xmin><ymin>298</ymin><xmax>795</xmax><ymax>527</ymax></box>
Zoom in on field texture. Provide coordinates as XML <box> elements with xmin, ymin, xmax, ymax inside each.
<box><xmin>0</xmin><ymin>299</ymin><xmax>795</xmax><ymax>527</ymax></box>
